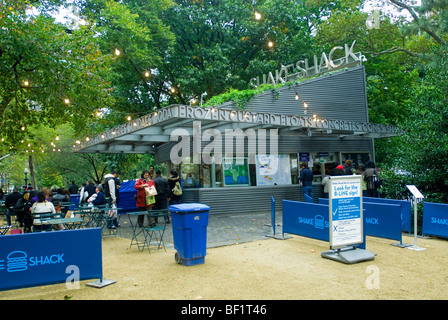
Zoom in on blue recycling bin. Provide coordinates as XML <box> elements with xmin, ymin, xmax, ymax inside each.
<box><xmin>169</xmin><ymin>203</ymin><xmax>210</xmax><ymax>266</ymax></box>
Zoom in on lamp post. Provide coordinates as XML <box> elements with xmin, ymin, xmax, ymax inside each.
<box><xmin>24</xmin><ymin>168</ymin><xmax>29</xmax><ymax>189</ymax></box>
<box><xmin>200</xmin><ymin>92</ymin><xmax>207</xmax><ymax>107</ymax></box>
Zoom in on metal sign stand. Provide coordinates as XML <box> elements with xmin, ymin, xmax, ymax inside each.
<box><xmin>406</xmin><ymin>185</ymin><xmax>426</xmax><ymax>251</ymax></box>
<box><xmin>321</xmin><ymin>246</ymin><xmax>375</xmax><ymax>264</ymax></box>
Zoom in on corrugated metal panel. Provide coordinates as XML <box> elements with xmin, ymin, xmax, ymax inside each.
<box><xmin>227</xmin><ymin>66</ymin><xmax>369</xmax><ymax>122</ymax></box>
<box><xmin>180</xmin><ymin>185</ymin><xmax>323</xmax><ymax>215</ymax></box>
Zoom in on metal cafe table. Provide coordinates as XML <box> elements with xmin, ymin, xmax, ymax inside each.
<box><xmin>125</xmin><ymin>210</ymin><xmax>168</xmax><ymax>252</ymax></box>
<box><xmin>125</xmin><ymin>211</ymin><xmax>148</xmax><ymax>251</ymax></box>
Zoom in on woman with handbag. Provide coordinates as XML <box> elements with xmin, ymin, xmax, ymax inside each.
<box><xmin>134</xmin><ymin>170</ymin><xmax>156</xmax><ymax>227</ymax></box>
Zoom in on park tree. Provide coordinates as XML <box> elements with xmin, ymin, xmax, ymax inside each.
<box><xmin>74</xmin><ymin>0</ymin><xmax>175</xmax><ymax>118</ymax></box>
<box><xmin>0</xmin><ymin>0</ymin><xmax>115</xmax><ymax>153</ymax></box>
<box><xmin>154</xmin><ymin>0</ymin><xmax>362</xmax><ymax>105</ymax></box>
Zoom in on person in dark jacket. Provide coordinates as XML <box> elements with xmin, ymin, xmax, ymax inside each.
<box><xmin>153</xmin><ymin>170</ymin><xmax>171</xmax><ymax>222</ymax></box>
<box><xmin>5</xmin><ymin>188</ymin><xmax>22</xmax><ymax>225</ymax></box>
<box><xmin>299</xmin><ymin>162</ymin><xmax>314</xmax><ymax>199</ymax></box>
<box><xmin>15</xmin><ymin>191</ymin><xmax>33</xmax><ymax>232</ymax></box>
<box><xmin>68</xmin><ymin>181</ymin><xmax>79</xmax><ymax>194</ymax></box>
<box><xmin>84</xmin><ymin>180</ymin><xmax>96</xmax><ymax>199</ymax></box>
<box><xmin>168</xmin><ymin>171</ymin><xmax>181</xmax><ymax>206</ymax></box>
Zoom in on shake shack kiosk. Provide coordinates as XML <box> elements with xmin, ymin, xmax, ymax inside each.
<box><xmin>74</xmin><ymin>42</ymin><xmax>397</xmax><ymax>216</ymax></box>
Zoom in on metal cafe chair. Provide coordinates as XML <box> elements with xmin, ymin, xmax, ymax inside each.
<box><xmin>141</xmin><ymin>209</ymin><xmax>169</xmax><ymax>253</ymax></box>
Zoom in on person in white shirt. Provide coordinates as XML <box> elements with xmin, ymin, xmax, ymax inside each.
<box><xmin>31</xmin><ymin>191</ymin><xmax>63</xmax><ymax>231</ymax></box>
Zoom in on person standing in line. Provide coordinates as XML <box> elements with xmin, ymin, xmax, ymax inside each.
<box><xmin>364</xmin><ymin>161</ymin><xmax>380</xmax><ymax>197</ymax></box>
<box><xmin>354</xmin><ymin>164</ymin><xmax>367</xmax><ymax>197</ymax></box>
<box><xmin>344</xmin><ymin>160</ymin><xmax>353</xmax><ymax>175</ymax></box>
<box><xmin>134</xmin><ymin>170</ymin><xmax>156</xmax><ymax>228</ymax></box>
<box><xmin>168</xmin><ymin>170</ymin><xmax>182</xmax><ymax>206</ymax></box>
<box><xmin>299</xmin><ymin>162</ymin><xmax>313</xmax><ymax>199</ymax></box>
<box><xmin>153</xmin><ymin>170</ymin><xmax>171</xmax><ymax>223</ymax></box>
<box><xmin>321</xmin><ymin>172</ymin><xmax>332</xmax><ymax>198</ymax></box>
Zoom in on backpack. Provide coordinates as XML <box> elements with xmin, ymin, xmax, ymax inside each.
<box><xmin>172</xmin><ymin>181</ymin><xmax>183</xmax><ymax>196</ymax></box>
<box><xmin>365</xmin><ymin>169</ymin><xmax>382</xmax><ymax>190</ymax></box>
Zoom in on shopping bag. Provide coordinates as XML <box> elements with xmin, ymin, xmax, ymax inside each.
<box><xmin>145</xmin><ymin>186</ymin><xmax>158</xmax><ymax>197</ymax></box>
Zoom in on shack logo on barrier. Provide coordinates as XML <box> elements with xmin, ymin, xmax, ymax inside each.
<box><xmin>0</xmin><ymin>250</ymin><xmax>64</xmax><ymax>273</ymax></box>
<box><xmin>431</xmin><ymin>217</ymin><xmax>448</xmax><ymax>226</ymax></box>
<box><xmin>297</xmin><ymin>215</ymin><xmax>329</xmax><ymax>229</ymax></box>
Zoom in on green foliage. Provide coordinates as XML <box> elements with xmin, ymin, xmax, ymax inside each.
<box><xmin>0</xmin><ymin>0</ymin><xmax>115</xmax><ymax>149</ymax></box>
<box><xmin>203</xmin><ymin>83</ymin><xmax>282</xmax><ymax>110</ymax></box>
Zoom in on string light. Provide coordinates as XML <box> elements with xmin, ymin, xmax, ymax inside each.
<box><xmin>255</xmin><ymin>12</ymin><xmax>261</xmax><ymax>20</ymax></box>
<box><xmin>144</xmin><ymin>71</ymin><xmax>150</xmax><ymax>77</ymax></box>
<box><xmin>127</xmin><ymin>115</ymin><xmax>132</xmax><ymax>121</ymax></box>
<box><xmin>64</xmin><ymin>98</ymin><xmax>70</xmax><ymax>104</ymax></box>
<box><xmin>268</xmin><ymin>41</ymin><xmax>274</xmax><ymax>48</ymax></box>
<box><xmin>114</xmin><ymin>48</ymin><xmax>121</xmax><ymax>56</ymax></box>
<box><xmin>23</xmin><ymin>80</ymin><xmax>29</xmax><ymax>87</ymax></box>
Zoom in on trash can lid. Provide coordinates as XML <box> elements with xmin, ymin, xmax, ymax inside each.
<box><xmin>169</xmin><ymin>203</ymin><xmax>210</xmax><ymax>213</ymax></box>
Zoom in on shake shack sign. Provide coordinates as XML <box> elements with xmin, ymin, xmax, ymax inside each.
<box><xmin>250</xmin><ymin>41</ymin><xmax>363</xmax><ymax>88</ymax></box>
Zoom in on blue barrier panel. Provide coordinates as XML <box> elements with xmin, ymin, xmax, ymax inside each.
<box><xmin>363</xmin><ymin>202</ymin><xmax>402</xmax><ymax>242</ymax></box>
<box><xmin>283</xmin><ymin>200</ymin><xmax>329</xmax><ymax>242</ymax></box>
<box><xmin>283</xmin><ymin>200</ymin><xmax>366</xmax><ymax>249</ymax></box>
<box><xmin>319</xmin><ymin>198</ymin><xmax>402</xmax><ymax>243</ymax></box>
<box><xmin>0</xmin><ymin>228</ymin><xmax>103</xmax><ymax>291</ymax></box>
<box><xmin>304</xmin><ymin>194</ymin><xmax>314</xmax><ymax>203</ymax></box>
<box><xmin>364</xmin><ymin>197</ymin><xmax>411</xmax><ymax>233</ymax></box>
<box><xmin>422</xmin><ymin>202</ymin><xmax>448</xmax><ymax>239</ymax></box>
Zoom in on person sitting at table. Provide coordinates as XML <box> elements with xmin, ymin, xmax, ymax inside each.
<box><xmin>14</xmin><ymin>190</ymin><xmax>33</xmax><ymax>233</ymax></box>
<box><xmin>87</xmin><ymin>185</ymin><xmax>106</xmax><ymax>206</ymax></box>
<box><xmin>53</xmin><ymin>188</ymin><xmax>69</xmax><ymax>215</ymax></box>
<box><xmin>31</xmin><ymin>191</ymin><xmax>63</xmax><ymax>231</ymax></box>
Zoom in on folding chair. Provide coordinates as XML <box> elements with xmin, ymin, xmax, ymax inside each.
<box><xmin>142</xmin><ymin>209</ymin><xmax>168</xmax><ymax>253</ymax></box>
<box><xmin>72</xmin><ymin>206</ymin><xmax>92</xmax><ymax>228</ymax></box>
<box><xmin>31</xmin><ymin>211</ymin><xmax>58</xmax><ymax>232</ymax></box>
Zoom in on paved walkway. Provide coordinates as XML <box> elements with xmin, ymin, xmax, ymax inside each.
<box><xmin>115</xmin><ymin>210</ymin><xmax>284</xmax><ymax>250</ymax></box>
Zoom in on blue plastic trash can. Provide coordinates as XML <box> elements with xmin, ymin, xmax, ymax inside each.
<box><xmin>169</xmin><ymin>203</ymin><xmax>210</xmax><ymax>266</ymax></box>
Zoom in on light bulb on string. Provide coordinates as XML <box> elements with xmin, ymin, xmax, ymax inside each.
<box><xmin>255</xmin><ymin>12</ymin><xmax>261</xmax><ymax>20</ymax></box>
<box><xmin>114</xmin><ymin>48</ymin><xmax>121</xmax><ymax>56</ymax></box>
<box><xmin>23</xmin><ymin>80</ymin><xmax>29</xmax><ymax>87</ymax></box>
<box><xmin>64</xmin><ymin>98</ymin><xmax>70</xmax><ymax>104</ymax></box>
<box><xmin>144</xmin><ymin>71</ymin><xmax>150</xmax><ymax>77</ymax></box>
<box><xmin>268</xmin><ymin>41</ymin><xmax>274</xmax><ymax>48</ymax></box>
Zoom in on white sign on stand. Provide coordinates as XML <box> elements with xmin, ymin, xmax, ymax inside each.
<box><xmin>329</xmin><ymin>175</ymin><xmax>363</xmax><ymax>248</ymax></box>
<box><xmin>321</xmin><ymin>175</ymin><xmax>375</xmax><ymax>264</ymax></box>
<box><xmin>406</xmin><ymin>185</ymin><xmax>426</xmax><ymax>251</ymax></box>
